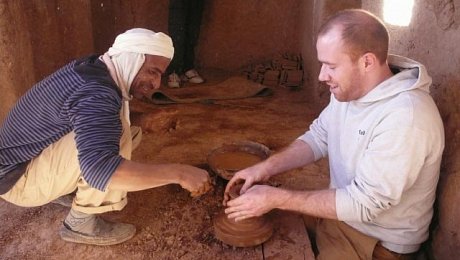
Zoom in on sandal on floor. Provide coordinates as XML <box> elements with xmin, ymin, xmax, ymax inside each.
<box><xmin>168</xmin><ymin>73</ymin><xmax>182</xmax><ymax>88</ymax></box>
<box><xmin>183</xmin><ymin>69</ymin><xmax>204</xmax><ymax>84</ymax></box>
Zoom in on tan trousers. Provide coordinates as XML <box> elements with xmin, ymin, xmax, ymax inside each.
<box><xmin>305</xmin><ymin>217</ymin><xmax>417</xmax><ymax>260</ymax></box>
<box><xmin>0</xmin><ymin>125</ymin><xmax>142</xmax><ymax>215</ymax></box>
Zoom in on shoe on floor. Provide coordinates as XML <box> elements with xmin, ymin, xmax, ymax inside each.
<box><xmin>183</xmin><ymin>69</ymin><xmax>204</xmax><ymax>84</ymax></box>
<box><xmin>167</xmin><ymin>72</ymin><xmax>182</xmax><ymax>88</ymax></box>
<box><xmin>59</xmin><ymin>209</ymin><xmax>136</xmax><ymax>246</ymax></box>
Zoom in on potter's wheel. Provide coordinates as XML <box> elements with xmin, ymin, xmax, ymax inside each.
<box><xmin>213</xmin><ymin>183</ymin><xmax>274</xmax><ymax>247</ymax></box>
<box><xmin>213</xmin><ymin>212</ymin><xmax>273</xmax><ymax>247</ymax></box>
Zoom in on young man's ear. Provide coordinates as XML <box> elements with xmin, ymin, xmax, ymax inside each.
<box><xmin>361</xmin><ymin>52</ymin><xmax>377</xmax><ymax>71</ymax></box>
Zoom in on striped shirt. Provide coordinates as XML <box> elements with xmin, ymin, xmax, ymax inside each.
<box><xmin>0</xmin><ymin>55</ymin><xmax>124</xmax><ymax>191</ymax></box>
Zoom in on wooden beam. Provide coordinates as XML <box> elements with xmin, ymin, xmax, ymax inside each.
<box><xmin>262</xmin><ymin>210</ymin><xmax>315</xmax><ymax>260</ymax></box>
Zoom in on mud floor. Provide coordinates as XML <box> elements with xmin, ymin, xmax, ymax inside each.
<box><xmin>0</xmin><ymin>71</ymin><xmax>329</xmax><ymax>260</ymax></box>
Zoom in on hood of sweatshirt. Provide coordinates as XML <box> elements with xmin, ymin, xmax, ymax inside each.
<box><xmin>357</xmin><ymin>54</ymin><xmax>432</xmax><ymax>103</ymax></box>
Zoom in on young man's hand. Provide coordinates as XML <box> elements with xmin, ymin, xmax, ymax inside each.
<box><xmin>222</xmin><ymin>164</ymin><xmax>270</xmax><ymax>206</ymax></box>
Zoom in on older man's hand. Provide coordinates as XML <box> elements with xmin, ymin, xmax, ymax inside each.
<box><xmin>178</xmin><ymin>166</ymin><xmax>212</xmax><ymax>197</ymax></box>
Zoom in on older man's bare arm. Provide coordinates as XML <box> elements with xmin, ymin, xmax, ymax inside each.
<box><xmin>108</xmin><ymin>160</ymin><xmax>212</xmax><ymax>197</ymax></box>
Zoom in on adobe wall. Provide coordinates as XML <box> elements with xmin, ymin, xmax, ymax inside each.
<box><xmin>91</xmin><ymin>0</ymin><xmax>303</xmax><ymax>71</ymax></box>
<box><xmin>1</xmin><ymin>0</ymin><xmax>303</xmax><ymax>122</ymax></box>
<box><xmin>196</xmin><ymin>0</ymin><xmax>302</xmax><ymax>70</ymax></box>
<box><xmin>0</xmin><ymin>0</ymin><xmax>93</xmax><ymax>122</ymax></box>
<box><xmin>0</xmin><ymin>1</ymin><xmax>35</xmax><ymax>122</ymax></box>
<box><xmin>90</xmin><ymin>0</ymin><xmax>169</xmax><ymax>54</ymax></box>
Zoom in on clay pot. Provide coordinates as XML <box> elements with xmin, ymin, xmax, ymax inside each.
<box><xmin>213</xmin><ymin>183</ymin><xmax>273</xmax><ymax>247</ymax></box>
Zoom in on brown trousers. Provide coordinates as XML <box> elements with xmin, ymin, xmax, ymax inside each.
<box><xmin>305</xmin><ymin>217</ymin><xmax>417</xmax><ymax>260</ymax></box>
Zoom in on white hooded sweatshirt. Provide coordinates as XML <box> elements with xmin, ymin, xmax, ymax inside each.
<box><xmin>299</xmin><ymin>54</ymin><xmax>445</xmax><ymax>254</ymax></box>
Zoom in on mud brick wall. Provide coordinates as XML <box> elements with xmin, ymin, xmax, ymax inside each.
<box><xmin>0</xmin><ymin>0</ymin><xmax>304</xmax><ymax>121</ymax></box>
<box><xmin>0</xmin><ymin>0</ymin><xmax>93</xmax><ymax>121</ymax></box>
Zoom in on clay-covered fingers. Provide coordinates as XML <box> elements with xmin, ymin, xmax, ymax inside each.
<box><xmin>239</xmin><ymin>179</ymin><xmax>254</xmax><ymax>195</ymax></box>
<box><xmin>223</xmin><ymin>177</ymin><xmax>244</xmax><ymax>205</ymax></box>
<box><xmin>225</xmin><ymin>185</ymin><xmax>275</xmax><ymax>221</ymax></box>
<box><xmin>190</xmin><ymin>178</ymin><xmax>212</xmax><ymax>197</ymax></box>
<box><xmin>224</xmin><ymin>197</ymin><xmax>256</xmax><ymax>221</ymax></box>
<box><xmin>223</xmin><ymin>165</ymin><xmax>268</xmax><ymax>205</ymax></box>
<box><xmin>222</xmin><ymin>180</ymin><xmax>234</xmax><ymax>205</ymax></box>
<box><xmin>180</xmin><ymin>167</ymin><xmax>213</xmax><ymax>197</ymax></box>
<box><xmin>226</xmin><ymin>209</ymin><xmax>253</xmax><ymax>222</ymax></box>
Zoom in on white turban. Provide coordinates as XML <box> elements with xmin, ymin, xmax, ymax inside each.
<box><xmin>103</xmin><ymin>28</ymin><xmax>174</xmax><ymax>99</ymax></box>
<box><xmin>108</xmin><ymin>28</ymin><xmax>174</xmax><ymax>59</ymax></box>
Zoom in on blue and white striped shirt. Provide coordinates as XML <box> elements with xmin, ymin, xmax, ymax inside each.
<box><xmin>0</xmin><ymin>55</ymin><xmax>124</xmax><ymax>191</ymax></box>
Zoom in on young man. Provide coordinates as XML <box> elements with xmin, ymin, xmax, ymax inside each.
<box><xmin>0</xmin><ymin>28</ymin><xmax>212</xmax><ymax>246</ymax></box>
<box><xmin>224</xmin><ymin>9</ymin><xmax>444</xmax><ymax>259</ymax></box>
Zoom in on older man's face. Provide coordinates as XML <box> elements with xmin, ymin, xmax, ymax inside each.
<box><xmin>131</xmin><ymin>55</ymin><xmax>171</xmax><ymax>99</ymax></box>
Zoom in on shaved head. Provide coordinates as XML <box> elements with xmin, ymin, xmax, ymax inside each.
<box><xmin>318</xmin><ymin>9</ymin><xmax>389</xmax><ymax>64</ymax></box>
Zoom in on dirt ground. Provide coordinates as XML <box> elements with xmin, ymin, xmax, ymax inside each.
<box><xmin>0</xmin><ymin>71</ymin><xmax>329</xmax><ymax>259</ymax></box>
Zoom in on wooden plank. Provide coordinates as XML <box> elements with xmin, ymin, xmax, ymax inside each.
<box><xmin>262</xmin><ymin>210</ymin><xmax>315</xmax><ymax>260</ymax></box>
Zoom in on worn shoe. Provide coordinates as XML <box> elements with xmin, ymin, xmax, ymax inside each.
<box><xmin>183</xmin><ymin>69</ymin><xmax>204</xmax><ymax>84</ymax></box>
<box><xmin>59</xmin><ymin>209</ymin><xmax>136</xmax><ymax>246</ymax></box>
<box><xmin>167</xmin><ymin>72</ymin><xmax>182</xmax><ymax>88</ymax></box>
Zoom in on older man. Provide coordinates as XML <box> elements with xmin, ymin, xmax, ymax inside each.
<box><xmin>224</xmin><ymin>9</ymin><xmax>444</xmax><ymax>259</ymax></box>
<box><xmin>0</xmin><ymin>28</ymin><xmax>211</xmax><ymax>245</ymax></box>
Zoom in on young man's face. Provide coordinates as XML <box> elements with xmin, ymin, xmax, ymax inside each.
<box><xmin>316</xmin><ymin>29</ymin><xmax>365</xmax><ymax>102</ymax></box>
<box><xmin>131</xmin><ymin>55</ymin><xmax>171</xmax><ymax>100</ymax></box>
